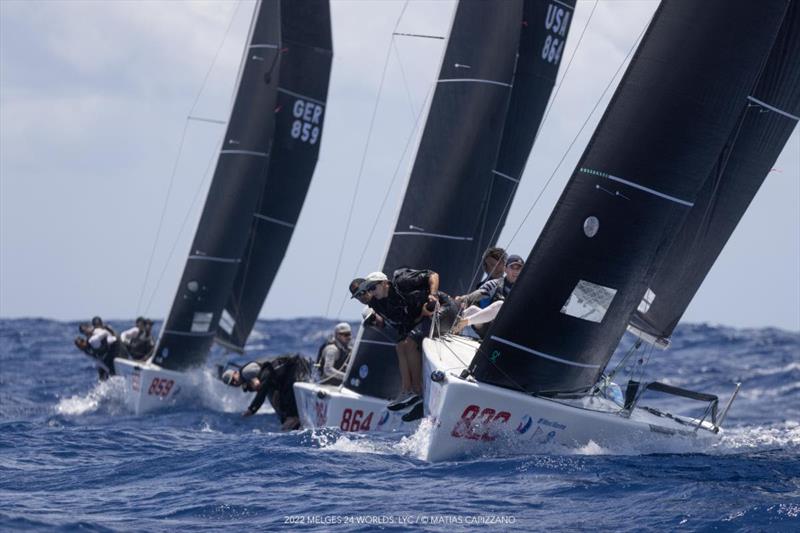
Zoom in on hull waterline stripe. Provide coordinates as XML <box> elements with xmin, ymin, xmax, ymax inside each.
<box><xmin>552</xmin><ymin>0</ymin><xmax>576</xmax><ymax>10</ymax></box>
<box><xmin>580</xmin><ymin>168</ymin><xmax>694</xmax><ymax>207</ymax></box>
<box><xmin>188</xmin><ymin>255</ymin><xmax>241</xmax><ymax>264</ymax></box>
<box><xmin>278</xmin><ymin>88</ymin><xmax>326</xmax><ymax>107</ymax></box>
<box><xmin>253</xmin><ymin>213</ymin><xmax>295</xmax><ymax>228</ymax></box>
<box><xmin>747</xmin><ymin>96</ymin><xmax>800</xmax><ymax>121</ymax></box>
<box><xmin>359</xmin><ymin>339</ymin><xmax>396</xmax><ymax>347</ymax></box>
<box><xmin>163</xmin><ymin>330</ymin><xmax>216</xmax><ymax>337</ymax></box>
<box><xmin>250</xmin><ymin>44</ymin><xmax>279</xmax><ymax>49</ymax></box>
<box><xmin>438</xmin><ymin>78</ymin><xmax>512</xmax><ymax>88</ymax></box>
<box><xmin>394</xmin><ymin>231</ymin><xmax>473</xmax><ymax>241</ymax></box>
<box><xmin>220</xmin><ymin>149</ymin><xmax>270</xmax><ymax>157</ymax></box>
<box><xmin>490</xmin><ymin>336</ymin><xmax>602</xmax><ymax>369</ymax></box>
<box><xmin>493</xmin><ymin>170</ymin><xmax>520</xmax><ymax>183</ymax></box>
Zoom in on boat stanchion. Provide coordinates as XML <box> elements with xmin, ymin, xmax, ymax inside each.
<box><xmin>715</xmin><ymin>382</ymin><xmax>742</xmax><ymax>430</ymax></box>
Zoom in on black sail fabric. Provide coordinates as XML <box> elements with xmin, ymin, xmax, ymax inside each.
<box><xmin>470</xmin><ymin>0</ymin><xmax>788</xmax><ymax>394</ymax></box>
<box><xmin>153</xmin><ymin>1</ymin><xmax>281</xmax><ymax>371</ymax></box>
<box><xmin>216</xmin><ymin>0</ymin><xmax>333</xmax><ymax>351</ymax></box>
<box><xmin>344</xmin><ymin>1</ymin><xmax>524</xmax><ymax>399</ymax></box>
<box><xmin>630</xmin><ymin>1</ymin><xmax>800</xmax><ymax>341</ymax></box>
<box><xmin>474</xmin><ymin>0</ymin><xmax>576</xmax><ymax>263</ymax></box>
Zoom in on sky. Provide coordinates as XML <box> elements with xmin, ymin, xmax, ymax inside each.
<box><xmin>1</xmin><ymin>0</ymin><xmax>798</xmax><ymax>331</ymax></box>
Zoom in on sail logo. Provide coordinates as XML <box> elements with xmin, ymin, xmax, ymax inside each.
<box><xmin>291</xmin><ymin>99</ymin><xmax>322</xmax><ymax>144</ymax></box>
<box><xmin>542</xmin><ymin>4</ymin><xmax>572</xmax><ymax>64</ymax></box>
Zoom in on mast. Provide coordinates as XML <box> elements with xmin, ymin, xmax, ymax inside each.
<box><xmin>474</xmin><ymin>0</ymin><xmax>576</xmax><ymax>266</ymax></box>
<box><xmin>153</xmin><ymin>1</ymin><xmax>282</xmax><ymax>370</ymax></box>
<box><xmin>470</xmin><ymin>0</ymin><xmax>789</xmax><ymax>394</ymax></box>
<box><xmin>629</xmin><ymin>1</ymin><xmax>800</xmax><ymax>343</ymax></box>
<box><xmin>344</xmin><ymin>1</ymin><xmax>524</xmax><ymax>399</ymax></box>
<box><xmin>216</xmin><ymin>0</ymin><xmax>333</xmax><ymax>352</ymax></box>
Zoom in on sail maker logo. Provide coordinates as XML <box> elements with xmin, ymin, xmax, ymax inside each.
<box><xmin>542</xmin><ymin>3</ymin><xmax>572</xmax><ymax>64</ymax></box>
<box><xmin>291</xmin><ymin>99</ymin><xmax>323</xmax><ymax>144</ymax></box>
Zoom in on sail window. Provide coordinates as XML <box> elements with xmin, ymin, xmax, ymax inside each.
<box><xmin>560</xmin><ymin>280</ymin><xmax>617</xmax><ymax>323</ymax></box>
<box><xmin>637</xmin><ymin>288</ymin><xmax>656</xmax><ymax>314</ymax></box>
<box><xmin>219</xmin><ymin>310</ymin><xmax>236</xmax><ymax>335</ymax></box>
<box><xmin>191</xmin><ymin>312</ymin><xmax>213</xmax><ymax>333</ymax></box>
<box><xmin>583</xmin><ymin>216</ymin><xmax>599</xmax><ymax>238</ymax></box>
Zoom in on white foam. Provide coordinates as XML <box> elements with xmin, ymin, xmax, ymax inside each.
<box><xmin>55</xmin><ymin>377</ymin><xmax>127</xmax><ymax>415</ymax></box>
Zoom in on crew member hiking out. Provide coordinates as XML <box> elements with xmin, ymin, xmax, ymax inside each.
<box><xmin>316</xmin><ymin>322</ymin><xmax>352</xmax><ymax>386</ymax></box>
<box><xmin>74</xmin><ymin>318</ymin><xmax>122</xmax><ymax>380</ymax></box>
<box><xmin>221</xmin><ymin>354</ymin><xmax>312</xmax><ymax>430</ymax></box>
<box><xmin>350</xmin><ymin>268</ymin><xmax>458</xmax><ymax>422</ymax></box>
<box><xmin>455</xmin><ymin>254</ymin><xmax>525</xmax><ymax>338</ymax></box>
<box><xmin>120</xmin><ymin>316</ymin><xmax>155</xmax><ymax>360</ymax></box>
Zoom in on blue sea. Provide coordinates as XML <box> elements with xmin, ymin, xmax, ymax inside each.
<box><xmin>1</xmin><ymin>318</ymin><xmax>798</xmax><ymax>531</ymax></box>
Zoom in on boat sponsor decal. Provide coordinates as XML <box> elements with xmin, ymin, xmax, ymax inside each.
<box><xmin>530</xmin><ymin>426</ymin><xmax>557</xmax><ymax>444</ymax></box>
<box><xmin>648</xmin><ymin>424</ymin><xmax>694</xmax><ymax>437</ymax></box>
<box><xmin>131</xmin><ymin>369</ymin><xmax>141</xmax><ymax>392</ymax></box>
<box><xmin>451</xmin><ymin>404</ymin><xmax>511</xmax><ymax>441</ymax></box>
<box><xmin>147</xmin><ymin>378</ymin><xmax>174</xmax><ymax>397</ymax></box>
<box><xmin>339</xmin><ymin>408</ymin><xmax>374</xmax><ymax>432</ymax></box>
<box><xmin>377</xmin><ymin>410</ymin><xmax>390</xmax><ymax>427</ymax></box>
<box><xmin>314</xmin><ymin>399</ymin><xmax>327</xmax><ymax>427</ymax></box>
<box><xmin>537</xmin><ymin>417</ymin><xmax>566</xmax><ymax>430</ymax></box>
<box><xmin>516</xmin><ymin>415</ymin><xmax>533</xmax><ymax>434</ymax></box>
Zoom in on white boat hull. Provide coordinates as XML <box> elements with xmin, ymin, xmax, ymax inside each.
<box><xmin>421</xmin><ymin>336</ymin><xmax>720</xmax><ymax>462</ymax></box>
<box><xmin>113</xmin><ymin>358</ymin><xmax>193</xmax><ymax>415</ymax></box>
<box><xmin>294</xmin><ymin>382</ymin><xmax>418</xmax><ymax>433</ymax></box>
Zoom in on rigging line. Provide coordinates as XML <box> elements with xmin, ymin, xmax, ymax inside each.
<box><xmin>466</xmin><ymin>0</ymin><xmax>599</xmax><ymax>293</ymax></box>
<box><xmin>334</xmin><ymin>85</ymin><xmax>435</xmax><ymax>318</ymax></box>
<box><xmin>136</xmin><ymin>0</ymin><xmax>243</xmax><ymax>316</ymax></box>
<box><xmin>503</xmin><ymin>8</ymin><xmax>652</xmax><ymax>251</ymax></box>
<box><xmin>392</xmin><ymin>38</ymin><xmax>417</xmax><ymax>120</ymax></box>
<box><xmin>144</xmin><ymin>147</ymin><xmax>219</xmax><ymax>315</ymax></box>
<box><xmin>392</xmin><ymin>32</ymin><xmax>445</xmax><ymax>40</ymax></box>
<box><xmin>324</xmin><ymin>0</ymin><xmax>410</xmax><ymax>318</ymax></box>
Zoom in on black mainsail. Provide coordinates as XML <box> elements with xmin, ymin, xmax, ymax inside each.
<box><xmin>344</xmin><ymin>1</ymin><xmax>525</xmax><ymax>399</ymax></box>
<box><xmin>216</xmin><ymin>0</ymin><xmax>333</xmax><ymax>351</ymax></box>
<box><xmin>153</xmin><ymin>1</ymin><xmax>282</xmax><ymax>371</ymax></box>
<box><xmin>474</xmin><ymin>0</ymin><xmax>575</xmax><ymax>264</ymax></box>
<box><xmin>470</xmin><ymin>0</ymin><xmax>789</xmax><ymax>394</ymax></box>
<box><xmin>629</xmin><ymin>1</ymin><xmax>800</xmax><ymax>342</ymax></box>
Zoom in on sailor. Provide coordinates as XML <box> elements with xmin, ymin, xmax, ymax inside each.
<box><xmin>74</xmin><ymin>319</ymin><xmax>121</xmax><ymax>380</ymax></box>
<box><xmin>350</xmin><ymin>268</ymin><xmax>458</xmax><ymax>421</ymax></box>
<box><xmin>316</xmin><ymin>322</ymin><xmax>352</xmax><ymax>386</ymax></box>
<box><xmin>474</xmin><ymin>247</ymin><xmax>507</xmax><ymax>292</ymax></box>
<box><xmin>455</xmin><ymin>254</ymin><xmax>525</xmax><ymax>337</ymax></box>
<box><xmin>221</xmin><ymin>354</ymin><xmax>312</xmax><ymax>430</ymax></box>
<box><xmin>120</xmin><ymin>317</ymin><xmax>155</xmax><ymax>360</ymax></box>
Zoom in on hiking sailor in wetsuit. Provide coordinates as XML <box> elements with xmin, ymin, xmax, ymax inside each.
<box><xmin>221</xmin><ymin>354</ymin><xmax>311</xmax><ymax>430</ymax></box>
<box><xmin>120</xmin><ymin>317</ymin><xmax>154</xmax><ymax>360</ymax></box>
<box><xmin>73</xmin><ymin>318</ymin><xmax>121</xmax><ymax>380</ymax></box>
<box><xmin>350</xmin><ymin>268</ymin><xmax>458</xmax><ymax>421</ymax></box>
<box><xmin>455</xmin><ymin>254</ymin><xmax>525</xmax><ymax>338</ymax></box>
<box><xmin>316</xmin><ymin>322</ymin><xmax>352</xmax><ymax>386</ymax></box>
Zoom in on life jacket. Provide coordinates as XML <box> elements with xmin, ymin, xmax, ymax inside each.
<box><xmin>315</xmin><ymin>338</ymin><xmax>350</xmax><ymax>384</ymax></box>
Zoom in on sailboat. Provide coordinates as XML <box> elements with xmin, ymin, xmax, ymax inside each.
<box><xmin>420</xmin><ymin>0</ymin><xmax>799</xmax><ymax>461</ymax></box>
<box><xmin>110</xmin><ymin>0</ymin><xmax>333</xmax><ymax>414</ymax></box>
<box><xmin>294</xmin><ymin>0</ymin><xmax>575</xmax><ymax>432</ymax></box>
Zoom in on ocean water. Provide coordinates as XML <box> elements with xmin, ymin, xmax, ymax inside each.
<box><xmin>1</xmin><ymin>318</ymin><xmax>798</xmax><ymax>532</ymax></box>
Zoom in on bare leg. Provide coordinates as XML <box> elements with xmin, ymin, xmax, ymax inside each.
<box><xmin>399</xmin><ymin>338</ymin><xmax>423</xmax><ymax>395</ymax></box>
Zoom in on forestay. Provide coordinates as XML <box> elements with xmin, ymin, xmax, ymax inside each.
<box><xmin>629</xmin><ymin>2</ymin><xmax>800</xmax><ymax>342</ymax></box>
<box><xmin>153</xmin><ymin>1</ymin><xmax>281</xmax><ymax>371</ymax></box>
<box><xmin>216</xmin><ymin>0</ymin><xmax>333</xmax><ymax>351</ymax></box>
<box><xmin>471</xmin><ymin>0</ymin><xmax>789</xmax><ymax>394</ymax></box>
<box><xmin>344</xmin><ymin>1</ymin><xmax>524</xmax><ymax>399</ymax></box>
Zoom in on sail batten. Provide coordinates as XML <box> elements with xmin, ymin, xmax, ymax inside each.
<box><xmin>470</xmin><ymin>0</ymin><xmax>790</xmax><ymax>394</ymax></box>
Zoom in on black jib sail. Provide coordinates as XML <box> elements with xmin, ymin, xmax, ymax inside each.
<box><xmin>470</xmin><ymin>0</ymin><xmax>789</xmax><ymax>394</ymax></box>
<box><xmin>153</xmin><ymin>1</ymin><xmax>281</xmax><ymax>371</ymax></box>
<box><xmin>216</xmin><ymin>0</ymin><xmax>333</xmax><ymax>351</ymax></box>
<box><xmin>474</xmin><ymin>0</ymin><xmax>575</xmax><ymax>262</ymax></box>
<box><xmin>344</xmin><ymin>1</ymin><xmax>525</xmax><ymax>399</ymax></box>
<box><xmin>629</xmin><ymin>1</ymin><xmax>800</xmax><ymax>342</ymax></box>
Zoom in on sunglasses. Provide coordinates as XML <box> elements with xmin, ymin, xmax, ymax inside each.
<box><xmin>338</xmin><ymin>332</ymin><xmax>352</xmax><ymax>337</ymax></box>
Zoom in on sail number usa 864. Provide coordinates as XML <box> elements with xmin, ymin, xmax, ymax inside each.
<box><xmin>291</xmin><ymin>99</ymin><xmax>323</xmax><ymax>144</ymax></box>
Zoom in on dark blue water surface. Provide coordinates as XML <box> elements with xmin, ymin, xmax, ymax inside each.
<box><xmin>1</xmin><ymin>318</ymin><xmax>798</xmax><ymax>531</ymax></box>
